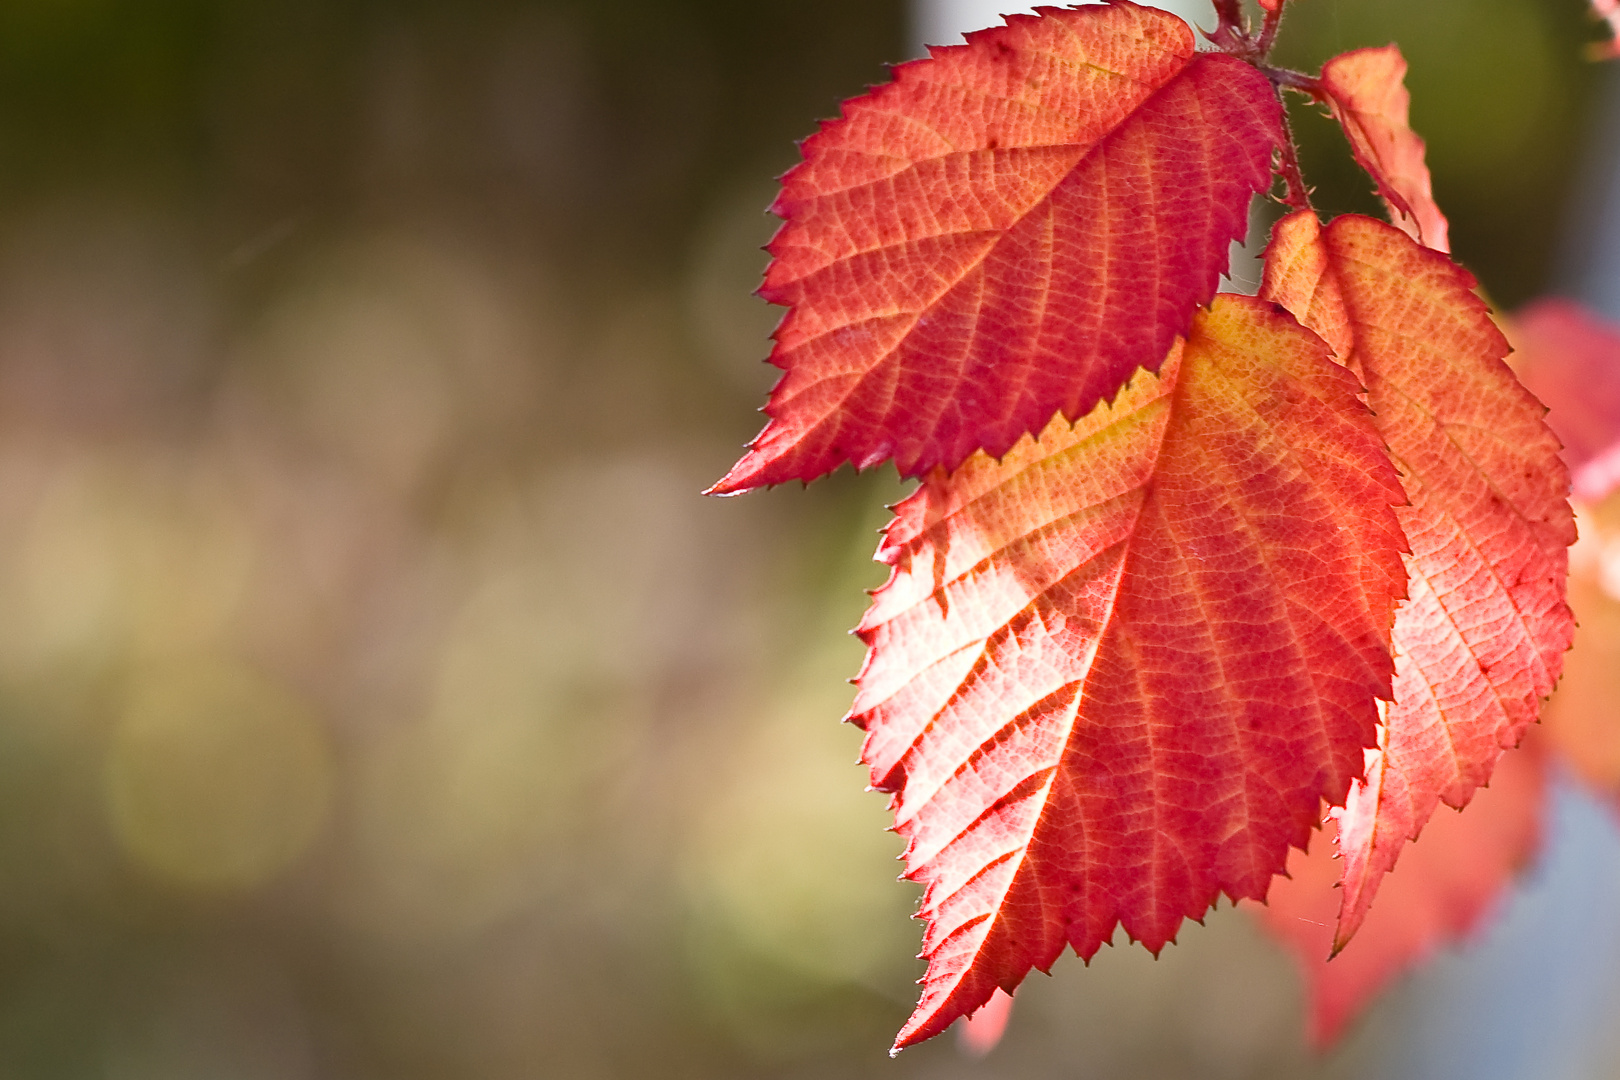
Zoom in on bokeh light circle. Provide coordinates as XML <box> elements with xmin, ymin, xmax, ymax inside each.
<box><xmin>104</xmin><ymin>658</ymin><xmax>334</xmax><ymax>890</ymax></box>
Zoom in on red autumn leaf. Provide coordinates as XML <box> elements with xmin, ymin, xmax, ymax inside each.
<box><xmin>852</xmin><ymin>294</ymin><xmax>1407</xmax><ymax>1051</ymax></box>
<box><xmin>1510</xmin><ymin>297</ymin><xmax>1620</xmax><ymax>502</ymax></box>
<box><xmin>713</xmin><ymin>0</ymin><xmax>1583</xmax><ymax>1055</ymax></box>
<box><xmin>709</xmin><ymin>2</ymin><xmax>1282</xmax><ymax>494</ymax></box>
<box><xmin>1318</xmin><ymin>47</ymin><xmax>1449</xmax><ymax>253</ymax></box>
<box><xmin>1261</xmin><ymin>212</ymin><xmax>1573</xmax><ymax>949</ymax></box>
<box><xmin>1257</xmin><ymin>730</ymin><xmax>1547</xmax><ymax>1045</ymax></box>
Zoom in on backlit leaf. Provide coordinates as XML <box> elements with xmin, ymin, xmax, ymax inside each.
<box><xmin>710</xmin><ymin>2</ymin><xmax>1282</xmax><ymax>494</ymax></box>
<box><xmin>1319</xmin><ymin>47</ymin><xmax>1449</xmax><ymax>253</ymax></box>
<box><xmin>1261</xmin><ymin>212</ymin><xmax>1573</xmax><ymax>949</ymax></box>
<box><xmin>852</xmin><ymin>294</ymin><xmax>1406</xmax><ymax>1051</ymax></box>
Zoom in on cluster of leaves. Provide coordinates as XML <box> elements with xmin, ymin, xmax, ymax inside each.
<box><xmin>713</xmin><ymin>0</ymin><xmax>1620</xmax><ymax>1053</ymax></box>
<box><xmin>1255</xmin><ymin>293</ymin><xmax>1620</xmax><ymax>1046</ymax></box>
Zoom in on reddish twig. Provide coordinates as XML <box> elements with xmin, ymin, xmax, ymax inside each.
<box><xmin>1255</xmin><ymin>3</ymin><xmax>1285</xmax><ymax>58</ymax></box>
<box><xmin>1263</xmin><ymin>73</ymin><xmax>1316</xmax><ymax>213</ymax></box>
<box><xmin>1212</xmin><ymin>0</ymin><xmax>1246</xmax><ymax>32</ymax></box>
<box><xmin>1264</xmin><ymin>66</ymin><xmax>1322</xmax><ymax>98</ymax></box>
<box><xmin>1207</xmin><ymin>0</ymin><xmax>1253</xmax><ymax>58</ymax></box>
<box><xmin>1274</xmin><ymin>116</ymin><xmax>1313</xmax><ymax>212</ymax></box>
<box><xmin>1208</xmin><ymin>0</ymin><xmax>1289</xmax><ymax>64</ymax></box>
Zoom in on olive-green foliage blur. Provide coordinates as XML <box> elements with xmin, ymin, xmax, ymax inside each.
<box><xmin>0</xmin><ymin>1</ymin><xmax>1601</xmax><ymax>1078</ymax></box>
<box><xmin>1271</xmin><ymin>0</ymin><xmax>1603</xmax><ymax>306</ymax></box>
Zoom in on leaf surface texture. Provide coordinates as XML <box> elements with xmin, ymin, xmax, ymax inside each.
<box><xmin>712</xmin><ymin>2</ymin><xmax>1281</xmax><ymax>493</ymax></box>
<box><xmin>853</xmin><ymin>294</ymin><xmax>1406</xmax><ymax>1049</ymax></box>
<box><xmin>1261</xmin><ymin>212</ymin><xmax>1573</xmax><ymax>948</ymax></box>
<box><xmin>1319</xmin><ymin>47</ymin><xmax>1449</xmax><ymax>253</ymax></box>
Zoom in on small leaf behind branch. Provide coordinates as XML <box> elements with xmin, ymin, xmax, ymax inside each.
<box><xmin>1319</xmin><ymin>47</ymin><xmax>1450</xmax><ymax>253</ymax></box>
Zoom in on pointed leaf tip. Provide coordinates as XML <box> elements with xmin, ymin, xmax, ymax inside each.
<box><xmin>1258</xmin><ymin>737</ymin><xmax>1547</xmax><ymax>1046</ymax></box>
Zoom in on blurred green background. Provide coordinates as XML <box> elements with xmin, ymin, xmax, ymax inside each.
<box><xmin>0</xmin><ymin>0</ymin><xmax>1606</xmax><ymax>1077</ymax></box>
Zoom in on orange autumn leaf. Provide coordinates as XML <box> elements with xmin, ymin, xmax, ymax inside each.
<box><xmin>1261</xmin><ymin>212</ymin><xmax>1573</xmax><ymax>950</ymax></box>
<box><xmin>1258</xmin><ymin>732</ymin><xmax>1547</xmax><ymax>1045</ymax></box>
<box><xmin>1318</xmin><ymin>46</ymin><xmax>1450</xmax><ymax>253</ymax></box>
<box><xmin>711</xmin><ymin>2</ymin><xmax>1281</xmax><ymax>494</ymax></box>
<box><xmin>852</xmin><ymin>294</ymin><xmax>1406</xmax><ymax>1051</ymax></box>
